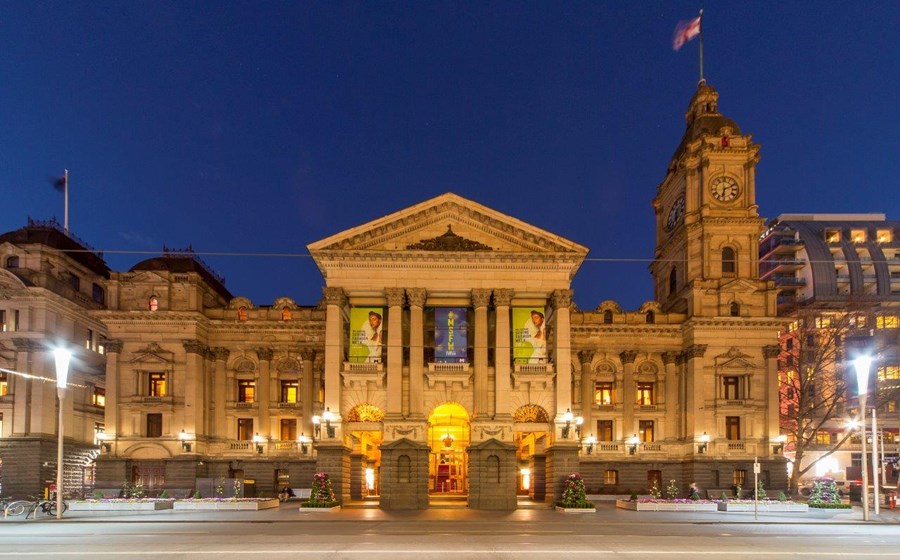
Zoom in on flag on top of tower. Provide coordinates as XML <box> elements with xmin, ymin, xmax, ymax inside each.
<box><xmin>52</xmin><ymin>174</ymin><xmax>66</xmax><ymax>191</ymax></box>
<box><xmin>673</xmin><ymin>15</ymin><xmax>701</xmax><ymax>51</ymax></box>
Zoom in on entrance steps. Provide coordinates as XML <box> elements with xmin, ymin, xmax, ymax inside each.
<box><xmin>429</xmin><ymin>494</ymin><xmax>468</xmax><ymax>509</ymax></box>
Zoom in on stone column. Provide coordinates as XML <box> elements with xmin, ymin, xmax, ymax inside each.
<box><xmin>472</xmin><ymin>289</ymin><xmax>492</xmax><ymax>418</ymax></box>
<box><xmin>10</xmin><ymin>339</ymin><xmax>36</xmax><ymax>435</ymax></box>
<box><xmin>406</xmin><ymin>288</ymin><xmax>427</xmax><ymax>418</ymax></box>
<box><xmin>620</xmin><ymin>350</ymin><xmax>638</xmax><ymax>439</ymax></box>
<box><xmin>552</xmin><ymin>290</ymin><xmax>573</xmax><ymax>421</ymax></box>
<box><xmin>578</xmin><ymin>350</ymin><xmax>595</xmax><ymax>438</ymax></box>
<box><xmin>493</xmin><ymin>289</ymin><xmax>514</xmax><ymax>419</ymax></box>
<box><xmin>104</xmin><ymin>340</ymin><xmax>123</xmax><ymax>443</ymax></box>
<box><xmin>322</xmin><ymin>287</ymin><xmax>346</xmax><ymax>418</ymax></box>
<box><xmin>212</xmin><ymin>347</ymin><xmax>230</xmax><ymax>439</ymax></box>
<box><xmin>300</xmin><ymin>349</ymin><xmax>316</xmax><ymax>436</ymax></box>
<box><xmin>20</xmin><ymin>341</ymin><xmax>53</xmax><ymax>435</ymax></box>
<box><xmin>662</xmin><ymin>352</ymin><xmax>680</xmax><ymax>440</ymax></box>
<box><xmin>763</xmin><ymin>345</ymin><xmax>781</xmax><ymax>446</ymax></box>
<box><xmin>385</xmin><ymin>288</ymin><xmax>406</xmax><ymax>417</ymax></box>
<box><xmin>683</xmin><ymin>344</ymin><xmax>708</xmax><ymax>440</ymax></box>
<box><xmin>256</xmin><ymin>347</ymin><xmax>273</xmax><ymax>439</ymax></box>
<box><xmin>182</xmin><ymin>340</ymin><xmax>206</xmax><ymax>437</ymax></box>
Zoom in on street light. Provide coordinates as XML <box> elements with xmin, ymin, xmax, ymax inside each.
<box><xmin>698</xmin><ymin>432</ymin><xmax>710</xmax><ymax>454</ymax></box>
<box><xmin>854</xmin><ymin>355</ymin><xmax>872</xmax><ymax>522</ymax></box>
<box><xmin>575</xmin><ymin>416</ymin><xmax>584</xmax><ymax>438</ymax></box>
<box><xmin>253</xmin><ymin>432</ymin><xmax>266</xmax><ymax>454</ymax></box>
<box><xmin>323</xmin><ymin>407</ymin><xmax>335</xmax><ymax>438</ymax></box>
<box><xmin>53</xmin><ymin>347</ymin><xmax>71</xmax><ymax>520</ymax></box>
<box><xmin>561</xmin><ymin>408</ymin><xmax>574</xmax><ymax>439</ymax></box>
<box><xmin>626</xmin><ymin>434</ymin><xmax>640</xmax><ymax>455</ymax></box>
<box><xmin>179</xmin><ymin>430</ymin><xmax>192</xmax><ymax>453</ymax></box>
<box><xmin>583</xmin><ymin>434</ymin><xmax>597</xmax><ymax>455</ymax></box>
<box><xmin>298</xmin><ymin>433</ymin><xmax>310</xmax><ymax>455</ymax></box>
<box><xmin>312</xmin><ymin>415</ymin><xmax>321</xmax><ymax>439</ymax></box>
<box><xmin>772</xmin><ymin>434</ymin><xmax>787</xmax><ymax>455</ymax></box>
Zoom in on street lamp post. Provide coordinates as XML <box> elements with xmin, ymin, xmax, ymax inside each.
<box><xmin>53</xmin><ymin>347</ymin><xmax>71</xmax><ymax>520</ymax></box>
<box><xmin>854</xmin><ymin>355</ymin><xmax>872</xmax><ymax>522</ymax></box>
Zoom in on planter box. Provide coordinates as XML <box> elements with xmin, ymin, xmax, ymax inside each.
<box><xmin>616</xmin><ymin>500</ymin><xmax>719</xmax><ymax>512</ymax></box>
<box><xmin>298</xmin><ymin>505</ymin><xmax>341</xmax><ymax>512</ymax></box>
<box><xmin>69</xmin><ymin>500</ymin><xmax>174</xmax><ymax>511</ymax></box>
<box><xmin>717</xmin><ymin>502</ymin><xmax>809</xmax><ymax>513</ymax></box>
<box><xmin>173</xmin><ymin>499</ymin><xmax>280</xmax><ymax>511</ymax></box>
<box><xmin>555</xmin><ymin>506</ymin><xmax>596</xmax><ymax>513</ymax></box>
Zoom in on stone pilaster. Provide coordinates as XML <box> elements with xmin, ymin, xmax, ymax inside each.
<box><xmin>620</xmin><ymin>350</ymin><xmax>638</xmax><ymax>439</ymax></box>
<box><xmin>12</xmin><ymin>339</ymin><xmax>40</xmax><ymax>435</ymax></box>
<box><xmin>212</xmin><ymin>347</ymin><xmax>230</xmax><ymax>439</ymax></box>
<box><xmin>256</xmin><ymin>347</ymin><xmax>274</xmax><ymax>439</ymax></box>
<box><xmin>182</xmin><ymin>340</ymin><xmax>206</xmax><ymax>438</ymax></box>
<box><xmin>300</xmin><ymin>349</ymin><xmax>316</xmax><ymax>436</ymax></box>
<box><xmin>493</xmin><ymin>289</ymin><xmax>514</xmax><ymax>418</ymax></box>
<box><xmin>763</xmin><ymin>345</ymin><xmax>781</xmax><ymax>449</ymax></box>
<box><xmin>552</xmin><ymin>290</ymin><xmax>573</xmax><ymax>422</ymax></box>
<box><xmin>661</xmin><ymin>351</ymin><xmax>680</xmax><ymax>440</ymax></box>
<box><xmin>683</xmin><ymin>344</ymin><xmax>708</xmax><ymax>440</ymax></box>
<box><xmin>406</xmin><ymin>288</ymin><xmax>427</xmax><ymax>417</ymax></box>
<box><xmin>385</xmin><ymin>288</ymin><xmax>406</xmax><ymax>417</ymax></box>
<box><xmin>322</xmin><ymin>287</ymin><xmax>346</xmax><ymax>419</ymax></box>
<box><xmin>578</xmin><ymin>350</ymin><xmax>595</xmax><ymax>439</ymax></box>
<box><xmin>472</xmin><ymin>289</ymin><xmax>492</xmax><ymax>418</ymax></box>
<box><xmin>103</xmin><ymin>340</ymin><xmax>123</xmax><ymax>445</ymax></box>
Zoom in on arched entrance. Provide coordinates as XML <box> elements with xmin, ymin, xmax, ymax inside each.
<box><xmin>513</xmin><ymin>404</ymin><xmax>552</xmax><ymax>503</ymax></box>
<box><xmin>427</xmin><ymin>403</ymin><xmax>470</xmax><ymax>496</ymax></box>
<box><xmin>345</xmin><ymin>403</ymin><xmax>385</xmax><ymax>502</ymax></box>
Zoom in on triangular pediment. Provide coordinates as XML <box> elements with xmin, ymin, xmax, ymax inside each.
<box><xmin>308</xmin><ymin>193</ymin><xmax>587</xmax><ymax>255</ymax></box>
<box><xmin>126</xmin><ymin>342</ymin><xmax>175</xmax><ymax>365</ymax></box>
<box><xmin>720</xmin><ymin>278</ymin><xmax>764</xmax><ymax>293</ymax></box>
<box><xmin>468</xmin><ymin>438</ymin><xmax>516</xmax><ymax>451</ymax></box>
<box><xmin>715</xmin><ymin>347</ymin><xmax>757</xmax><ymax>369</ymax></box>
<box><xmin>380</xmin><ymin>437</ymin><xmax>430</xmax><ymax>451</ymax></box>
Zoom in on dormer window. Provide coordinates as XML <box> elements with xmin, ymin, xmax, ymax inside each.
<box><xmin>238</xmin><ymin>307</ymin><xmax>248</xmax><ymax>321</ymax></box>
<box><xmin>825</xmin><ymin>229</ymin><xmax>841</xmax><ymax>244</ymax></box>
<box><xmin>730</xmin><ymin>302</ymin><xmax>741</xmax><ymax>317</ymax></box>
<box><xmin>5</xmin><ymin>256</ymin><xmax>19</xmax><ymax>268</ymax></box>
<box><xmin>646</xmin><ymin>311</ymin><xmax>655</xmax><ymax>324</ymax></box>
<box><xmin>603</xmin><ymin>310</ymin><xmax>613</xmax><ymax>324</ymax></box>
<box><xmin>281</xmin><ymin>307</ymin><xmax>292</xmax><ymax>321</ymax></box>
<box><xmin>149</xmin><ymin>296</ymin><xmax>159</xmax><ymax>311</ymax></box>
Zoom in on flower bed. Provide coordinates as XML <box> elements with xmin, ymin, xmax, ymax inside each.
<box><xmin>616</xmin><ymin>499</ymin><xmax>719</xmax><ymax>512</ymax></box>
<box><xmin>69</xmin><ymin>499</ymin><xmax>174</xmax><ymax>511</ymax></box>
<box><xmin>173</xmin><ymin>498</ymin><xmax>280</xmax><ymax>511</ymax></box>
<box><xmin>717</xmin><ymin>501</ymin><xmax>809</xmax><ymax>512</ymax></box>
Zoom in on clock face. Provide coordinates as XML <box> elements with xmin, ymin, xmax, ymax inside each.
<box><xmin>710</xmin><ymin>176</ymin><xmax>739</xmax><ymax>202</ymax></box>
<box><xmin>666</xmin><ymin>195</ymin><xmax>685</xmax><ymax>231</ymax></box>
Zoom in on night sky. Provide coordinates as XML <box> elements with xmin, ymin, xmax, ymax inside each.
<box><xmin>2</xmin><ymin>2</ymin><xmax>898</xmax><ymax>310</ymax></box>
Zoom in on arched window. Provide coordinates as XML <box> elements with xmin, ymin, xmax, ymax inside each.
<box><xmin>669</xmin><ymin>267</ymin><xmax>677</xmax><ymax>295</ymax></box>
<box><xmin>238</xmin><ymin>306</ymin><xmax>248</xmax><ymax>321</ymax></box>
<box><xmin>603</xmin><ymin>310</ymin><xmax>613</xmax><ymax>324</ymax></box>
<box><xmin>722</xmin><ymin>247</ymin><xmax>736</xmax><ymax>276</ymax></box>
<box><xmin>92</xmin><ymin>283</ymin><xmax>105</xmax><ymax>305</ymax></box>
<box><xmin>730</xmin><ymin>302</ymin><xmax>740</xmax><ymax>317</ymax></box>
<box><xmin>148</xmin><ymin>296</ymin><xmax>159</xmax><ymax>311</ymax></box>
<box><xmin>5</xmin><ymin>256</ymin><xmax>19</xmax><ymax>268</ymax></box>
<box><xmin>281</xmin><ymin>306</ymin><xmax>292</xmax><ymax>321</ymax></box>
<box><xmin>646</xmin><ymin>311</ymin><xmax>655</xmax><ymax>324</ymax></box>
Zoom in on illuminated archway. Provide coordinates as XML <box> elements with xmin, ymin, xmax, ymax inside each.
<box><xmin>427</xmin><ymin>403</ymin><xmax>470</xmax><ymax>495</ymax></box>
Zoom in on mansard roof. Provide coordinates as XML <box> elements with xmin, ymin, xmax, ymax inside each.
<box><xmin>0</xmin><ymin>218</ymin><xmax>110</xmax><ymax>277</ymax></box>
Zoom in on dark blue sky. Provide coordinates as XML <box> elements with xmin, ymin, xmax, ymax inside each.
<box><xmin>2</xmin><ymin>2</ymin><xmax>899</xmax><ymax>310</ymax></box>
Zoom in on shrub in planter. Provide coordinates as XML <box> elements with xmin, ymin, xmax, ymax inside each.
<box><xmin>556</xmin><ymin>473</ymin><xmax>594</xmax><ymax>508</ymax></box>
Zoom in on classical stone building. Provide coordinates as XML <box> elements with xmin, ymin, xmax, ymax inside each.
<box><xmin>0</xmin><ymin>82</ymin><xmax>792</xmax><ymax>506</ymax></box>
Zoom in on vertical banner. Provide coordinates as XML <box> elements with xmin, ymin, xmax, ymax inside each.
<box><xmin>435</xmin><ymin>308</ymin><xmax>468</xmax><ymax>363</ymax></box>
<box><xmin>513</xmin><ymin>308</ymin><xmax>547</xmax><ymax>364</ymax></box>
<box><xmin>350</xmin><ymin>307</ymin><xmax>384</xmax><ymax>363</ymax></box>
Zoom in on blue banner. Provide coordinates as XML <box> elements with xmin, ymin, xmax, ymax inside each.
<box><xmin>435</xmin><ymin>308</ymin><xmax>467</xmax><ymax>363</ymax></box>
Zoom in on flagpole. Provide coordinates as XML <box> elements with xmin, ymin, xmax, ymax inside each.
<box><xmin>63</xmin><ymin>169</ymin><xmax>69</xmax><ymax>234</ymax></box>
<box><xmin>698</xmin><ymin>9</ymin><xmax>705</xmax><ymax>84</ymax></box>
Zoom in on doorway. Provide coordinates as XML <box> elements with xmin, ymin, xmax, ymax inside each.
<box><xmin>427</xmin><ymin>403</ymin><xmax>470</xmax><ymax>495</ymax></box>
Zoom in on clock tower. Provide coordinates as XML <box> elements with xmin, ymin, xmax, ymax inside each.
<box><xmin>651</xmin><ymin>82</ymin><xmax>778</xmax><ymax>318</ymax></box>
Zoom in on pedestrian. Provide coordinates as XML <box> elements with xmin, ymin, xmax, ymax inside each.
<box><xmin>688</xmin><ymin>482</ymin><xmax>700</xmax><ymax>500</ymax></box>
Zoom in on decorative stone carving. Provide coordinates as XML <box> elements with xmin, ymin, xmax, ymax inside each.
<box><xmin>322</xmin><ymin>286</ymin><xmax>345</xmax><ymax>307</ymax></box>
<box><xmin>763</xmin><ymin>345</ymin><xmax>780</xmax><ymax>359</ymax></box>
<box><xmin>492</xmin><ymin>288</ymin><xmax>514</xmax><ymax>307</ymax></box>
<box><xmin>256</xmin><ymin>347</ymin><xmax>274</xmax><ymax>361</ymax></box>
<box><xmin>103</xmin><ymin>340</ymin><xmax>124</xmax><ymax>354</ymax></box>
<box><xmin>277</xmin><ymin>357</ymin><xmax>301</xmax><ymax>373</ymax></box>
<box><xmin>182</xmin><ymin>340</ymin><xmax>206</xmax><ymax>355</ymax></box>
<box><xmin>551</xmin><ymin>289</ymin><xmax>573</xmax><ymax>309</ymax></box>
<box><xmin>385</xmin><ymin>288</ymin><xmax>406</xmax><ymax>307</ymax></box>
<box><xmin>577</xmin><ymin>350</ymin><xmax>595</xmax><ymax>367</ymax></box>
<box><xmin>636</xmin><ymin>361</ymin><xmax>659</xmax><ymax>375</ymax></box>
<box><xmin>684</xmin><ymin>344</ymin><xmax>708</xmax><ymax>359</ymax></box>
<box><xmin>212</xmin><ymin>347</ymin><xmax>230</xmax><ymax>361</ymax></box>
<box><xmin>299</xmin><ymin>348</ymin><xmax>316</xmax><ymax>363</ymax></box>
<box><xmin>234</xmin><ymin>357</ymin><xmax>256</xmax><ymax>373</ymax></box>
<box><xmin>405</xmin><ymin>225</ymin><xmax>493</xmax><ymax>251</ymax></box>
<box><xmin>619</xmin><ymin>350</ymin><xmax>638</xmax><ymax>365</ymax></box>
<box><xmin>471</xmin><ymin>289</ymin><xmax>491</xmax><ymax>308</ymax></box>
<box><xmin>406</xmin><ymin>288</ymin><xmax>427</xmax><ymax>308</ymax></box>
<box><xmin>661</xmin><ymin>351</ymin><xmax>679</xmax><ymax>365</ymax></box>
<box><xmin>12</xmin><ymin>338</ymin><xmax>43</xmax><ymax>352</ymax></box>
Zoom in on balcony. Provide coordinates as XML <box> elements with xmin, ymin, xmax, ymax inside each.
<box><xmin>276</xmin><ymin>401</ymin><xmax>301</xmax><ymax>409</ymax></box>
<box><xmin>341</xmin><ymin>364</ymin><xmax>387</xmax><ymax>390</ymax></box>
<box><xmin>426</xmin><ymin>363</ymin><xmax>473</xmax><ymax>389</ymax></box>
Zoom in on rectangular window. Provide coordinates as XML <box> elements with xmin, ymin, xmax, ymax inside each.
<box><xmin>604</xmin><ymin>469</ymin><xmax>619</xmax><ymax>485</ymax></box>
<box><xmin>237</xmin><ymin>418</ymin><xmax>254</xmax><ymax>440</ymax></box>
<box><xmin>876</xmin><ymin>229</ymin><xmax>892</xmax><ymax>243</ymax></box>
<box><xmin>149</xmin><ymin>372</ymin><xmax>167</xmax><ymax>397</ymax></box>
<box><xmin>146</xmin><ymin>413</ymin><xmax>163</xmax><ymax>438</ymax></box>
<box><xmin>824</xmin><ymin>229</ymin><xmax>841</xmax><ymax>244</ymax></box>
<box><xmin>850</xmin><ymin>229</ymin><xmax>867</xmax><ymax>243</ymax></box>
<box><xmin>597</xmin><ymin>420</ymin><xmax>613</xmax><ymax>442</ymax></box>
<box><xmin>636</xmin><ymin>382</ymin><xmax>654</xmax><ymax>405</ymax></box>
<box><xmin>723</xmin><ymin>376</ymin><xmax>740</xmax><ymax>399</ymax></box>
<box><xmin>0</xmin><ymin>310</ymin><xmax>5</xmax><ymax>332</ymax></box>
<box><xmin>594</xmin><ymin>382</ymin><xmax>614</xmax><ymax>406</ymax></box>
<box><xmin>280</xmin><ymin>380</ymin><xmax>298</xmax><ymax>403</ymax></box>
<box><xmin>0</xmin><ymin>371</ymin><xmax>8</xmax><ymax>396</ymax></box>
<box><xmin>733</xmin><ymin>469</ymin><xmax>746</xmax><ymax>488</ymax></box>
<box><xmin>876</xmin><ymin>315</ymin><xmax>899</xmax><ymax>329</ymax></box>
<box><xmin>639</xmin><ymin>420</ymin><xmax>655</xmax><ymax>442</ymax></box>
<box><xmin>878</xmin><ymin>366</ymin><xmax>900</xmax><ymax>381</ymax></box>
<box><xmin>280</xmin><ymin>419</ymin><xmax>297</xmax><ymax>441</ymax></box>
<box><xmin>816</xmin><ymin>430</ymin><xmax>832</xmax><ymax>445</ymax></box>
<box><xmin>94</xmin><ymin>422</ymin><xmax>105</xmax><ymax>445</ymax></box>
<box><xmin>69</xmin><ymin>275</ymin><xmax>80</xmax><ymax>292</ymax></box>
<box><xmin>725</xmin><ymin>416</ymin><xmax>741</xmax><ymax>440</ymax></box>
<box><xmin>92</xmin><ymin>387</ymin><xmax>105</xmax><ymax>407</ymax></box>
<box><xmin>238</xmin><ymin>380</ymin><xmax>256</xmax><ymax>403</ymax></box>
<box><xmin>12</xmin><ymin>310</ymin><xmax>19</xmax><ymax>331</ymax></box>
<box><xmin>85</xmin><ymin>328</ymin><xmax>94</xmax><ymax>350</ymax></box>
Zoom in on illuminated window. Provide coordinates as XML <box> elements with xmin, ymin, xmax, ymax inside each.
<box><xmin>722</xmin><ymin>247</ymin><xmax>736</xmax><ymax>276</ymax></box>
<box><xmin>93</xmin><ymin>423</ymin><xmax>105</xmax><ymax>445</ymax></box>
<box><xmin>594</xmin><ymin>382</ymin><xmax>614</xmax><ymax>405</ymax></box>
<box><xmin>281</xmin><ymin>307</ymin><xmax>292</xmax><ymax>321</ymax></box>
<box><xmin>636</xmin><ymin>382</ymin><xmax>654</xmax><ymax>405</ymax></box>
<box><xmin>604</xmin><ymin>470</ymin><xmax>619</xmax><ymax>485</ymax></box>
<box><xmin>149</xmin><ymin>372</ymin><xmax>167</xmax><ymax>397</ymax></box>
<box><xmin>723</xmin><ymin>376</ymin><xmax>740</xmax><ymax>399</ymax></box>
<box><xmin>92</xmin><ymin>387</ymin><xmax>105</xmax><ymax>407</ymax></box>
<box><xmin>889</xmin><ymin>400</ymin><xmax>898</xmax><ymax>414</ymax></box>
<box><xmin>280</xmin><ymin>419</ymin><xmax>297</xmax><ymax>441</ymax></box>
<box><xmin>639</xmin><ymin>420</ymin><xmax>655</xmax><ymax>442</ymax></box>
<box><xmin>733</xmin><ymin>469</ymin><xmax>746</xmax><ymax>488</ymax></box>
<box><xmin>876</xmin><ymin>229</ymin><xmax>892</xmax><ymax>243</ymax></box>
<box><xmin>876</xmin><ymin>315</ymin><xmax>899</xmax><ymax>329</ymax></box>
<box><xmin>816</xmin><ymin>430</ymin><xmax>832</xmax><ymax>445</ymax></box>
<box><xmin>280</xmin><ymin>380</ymin><xmax>298</xmax><ymax>403</ymax></box>
<box><xmin>149</xmin><ymin>296</ymin><xmax>159</xmax><ymax>311</ymax></box>
<box><xmin>725</xmin><ymin>416</ymin><xmax>741</xmax><ymax>440</ymax></box>
<box><xmin>237</xmin><ymin>418</ymin><xmax>253</xmax><ymax>440</ymax></box>
<box><xmin>0</xmin><ymin>371</ymin><xmax>8</xmax><ymax>396</ymax></box>
<box><xmin>85</xmin><ymin>328</ymin><xmax>94</xmax><ymax>350</ymax></box>
<box><xmin>878</xmin><ymin>366</ymin><xmax>900</xmax><ymax>381</ymax></box>
<box><xmin>597</xmin><ymin>420</ymin><xmax>613</xmax><ymax>442</ymax></box>
<box><xmin>851</xmin><ymin>229</ymin><xmax>867</xmax><ymax>243</ymax></box>
<box><xmin>238</xmin><ymin>380</ymin><xmax>256</xmax><ymax>403</ymax></box>
<box><xmin>824</xmin><ymin>229</ymin><xmax>841</xmax><ymax>244</ymax></box>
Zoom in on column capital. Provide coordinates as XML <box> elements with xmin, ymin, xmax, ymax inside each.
<box><xmin>763</xmin><ymin>345</ymin><xmax>780</xmax><ymax>359</ymax></box>
<box><xmin>211</xmin><ymin>347</ymin><xmax>230</xmax><ymax>361</ymax></box>
<box><xmin>385</xmin><ymin>288</ymin><xmax>406</xmax><ymax>307</ymax></box>
<box><xmin>471</xmin><ymin>289</ymin><xmax>492</xmax><ymax>308</ymax></box>
<box><xmin>551</xmin><ymin>289</ymin><xmax>573</xmax><ymax>309</ymax></box>
<box><xmin>256</xmin><ymin>347</ymin><xmax>274</xmax><ymax>362</ymax></box>
<box><xmin>104</xmin><ymin>339</ymin><xmax>124</xmax><ymax>354</ymax></box>
<box><xmin>300</xmin><ymin>348</ymin><xmax>317</xmax><ymax>363</ymax></box>
<box><xmin>683</xmin><ymin>344</ymin><xmax>708</xmax><ymax>360</ymax></box>
<box><xmin>182</xmin><ymin>339</ymin><xmax>207</xmax><ymax>355</ymax></box>
<box><xmin>661</xmin><ymin>351</ymin><xmax>680</xmax><ymax>365</ymax></box>
<box><xmin>406</xmin><ymin>288</ymin><xmax>427</xmax><ymax>308</ymax></box>
<box><xmin>492</xmin><ymin>289</ymin><xmax>514</xmax><ymax>307</ymax></box>
<box><xmin>322</xmin><ymin>286</ymin><xmax>346</xmax><ymax>307</ymax></box>
<box><xmin>577</xmin><ymin>350</ymin><xmax>595</xmax><ymax>367</ymax></box>
<box><xmin>619</xmin><ymin>350</ymin><xmax>638</xmax><ymax>365</ymax></box>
